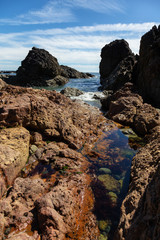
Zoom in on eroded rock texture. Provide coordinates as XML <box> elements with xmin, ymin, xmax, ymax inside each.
<box><xmin>0</xmin><ymin>85</ymin><xmax>105</xmax><ymax>149</ymax></box>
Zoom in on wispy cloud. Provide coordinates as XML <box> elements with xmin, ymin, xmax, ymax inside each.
<box><xmin>0</xmin><ymin>0</ymin><xmax>123</xmax><ymax>26</ymax></box>
<box><xmin>0</xmin><ymin>22</ymin><xmax>159</xmax><ymax>71</ymax></box>
<box><xmin>0</xmin><ymin>1</ymin><xmax>74</xmax><ymax>25</ymax></box>
<box><xmin>64</xmin><ymin>0</ymin><xmax>124</xmax><ymax>13</ymax></box>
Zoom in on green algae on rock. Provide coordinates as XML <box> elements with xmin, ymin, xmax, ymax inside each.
<box><xmin>98</xmin><ymin>174</ymin><xmax>121</xmax><ymax>194</ymax></box>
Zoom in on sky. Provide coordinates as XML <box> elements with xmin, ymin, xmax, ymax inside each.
<box><xmin>0</xmin><ymin>0</ymin><xmax>160</xmax><ymax>72</ymax></box>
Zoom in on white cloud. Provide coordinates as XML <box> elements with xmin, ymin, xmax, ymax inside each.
<box><xmin>0</xmin><ymin>0</ymin><xmax>124</xmax><ymax>26</ymax></box>
<box><xmin>0</xmin><ymin>22</ymin><xmax>159</xmax><ymax>71</ymax></box>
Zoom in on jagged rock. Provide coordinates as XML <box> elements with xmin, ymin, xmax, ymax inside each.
<box><xmin>107</xmin><ymin>83</ymin><xmax>160</xmax><ymax>136</ymax></box>
<box><xmin>137</xmin><ymin>25</ymin><xmax>160</xmax><ymax>106</ymax></box>
<box><xmin>114</xmin><ymin>128</ymin><xmax>160</xmax><ymax>240</ymax></box>
<box><xmin>16</xmin><ymin>47</ymin><xmax>68</xmax><ymax>87</ymax></box>
<box><xmin>100</xmin><ymin>54</ymin><xmax>138</xmax><ymax>91</ymax></box>
<box><xmin>60</xmin><ymin>65</ymin><xmax>94</xmax><ymax>79</ymax></box>
<box><xmin>0</xmin><ymin>127</ymin><xmax>30</xmax><ymax>194</ymax></box>
<box><xmin>100</xmin><ymin>39</ymin><xmax>134</xmax><ymax>91</ymax></box>
<box><xmin>0</xmin><ymin>85</ymin><xmax>105</xmax><ymax>149</ymax></box>
<box><xmin>60</xmin><ymin>87</ymin><xmax>83</xmax><ymax>97</ymax></box>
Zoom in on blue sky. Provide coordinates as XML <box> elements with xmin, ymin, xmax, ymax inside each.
<box><xmin>0</xmin><ymin>0</ymin><xmax>159</xmax><ymax>72</ymax></box>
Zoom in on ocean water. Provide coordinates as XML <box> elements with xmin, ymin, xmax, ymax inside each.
<box><xmin>44</xmin><ymin>73</ymin><xmax>104</xmax><ymax>108</ymax></box>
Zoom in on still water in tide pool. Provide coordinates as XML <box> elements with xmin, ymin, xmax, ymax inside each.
<box><xmin>82</xmin><ymin>125</ymin><xmax>139</xmax><ymax>240</ymax></box>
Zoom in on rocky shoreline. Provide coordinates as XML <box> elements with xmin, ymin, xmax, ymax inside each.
<box><xmin>0</xmin><ymin>25</ymin><xmax>160</xmax><ymax>240</ymax></box>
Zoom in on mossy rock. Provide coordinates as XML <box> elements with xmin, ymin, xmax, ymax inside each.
<box><xmin>99</xmin><ymin>168</ymin><xmax>112</xmax><ymax>175</ymax></box>
<box><xmin>119</xmin><ymin>179</ymin><xmax>124</xmax><ymax>188</ymax></box>
<box><xmin>99</xmin><ymin>234</ymin><xmax>108</xmax><ymax>240</ymax></box>
<box><xmin>108</xmin><ymin>191</ymin><xmax>118</xmax><ymax>204</ymax></box>
<box><xmin>98</xmin><ymin>219</ymin><xmax>111</xmax><ymax>232</ymax></box>
<box><xmin>98</xmin><ymin>174</ymin><xmax>121</xmax><ymax>193</ymax></box>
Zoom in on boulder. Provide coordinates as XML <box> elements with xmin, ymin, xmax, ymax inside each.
<box><xmin>60</xmin><ymin>65</ymin><xmax>94</xmax><ymax>79</ymax></box>
<box><xmin>99</xmin><ymin>39</ymin><xmax>134</xmax><ymax>91</ymax></box>
<box><xmin>60</xmin><ymin>87</ymin><xmax>83</xmax><ymax>97</ymax></box>
<box><xmin>137</xmin><ymin>25</ymin><xmax>160</xmax><ymax>106</ymax></box>
<box><xmin>16</xmin><ymin>47</ymin><xmax>68</xmax><ymax>87</ymax></box>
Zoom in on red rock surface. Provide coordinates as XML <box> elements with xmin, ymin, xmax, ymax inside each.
<box><xmin>0</xmin><ymin>85</ymin><xmax>105</xmax><ymax>149</ymax></box>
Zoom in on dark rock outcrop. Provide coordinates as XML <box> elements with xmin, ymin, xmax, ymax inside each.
<box><xmin>99</xmin><ymin>39</ymin><xmax>136</xmax><ymax>91</ymax></box>
<box><xmin>61</xmin><ymin>65</ymin><xmax>94</xmax><ymax>79</ymax></box>
<box><xmin>137</xmin><ymin>25</ymin><xmax>160</xmax><ymax>106</ymax></box>
<box><xmin>15</xmin><ymin>47</ymin><xmax>93</xmax><ymax>87</ymax></box>
<box><xmin>60</xmin><ymin>87</ymin><xmax>83</xmax><ymax>97</ymax></box>
<box><xmin>16</xmin><ymin>47</ymin><xmax>68</xmax><ymax>87</ymax></box>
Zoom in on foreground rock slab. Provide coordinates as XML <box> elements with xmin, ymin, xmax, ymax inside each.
<box><xmin>0</xmin><ymin>85</ymin><xmax>105</xmax><ymax>149</ymax></box>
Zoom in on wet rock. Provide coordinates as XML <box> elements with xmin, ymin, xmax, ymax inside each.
<box><xmin>115</xmin><ymin>129</ymin><xmax>160</xmax><ymax>240</ymax></box>
<box><xmin>137</xmin><ymin>25</ymin><xmax>160</xmax><ymax>106</ymax></box>
<box><xmin>0</xmin><ymin>85</ymin><xmax>105</xmax><ymax>149</ymax></box>
<box><xmin>99</xmin><ymin>168</ymin><xmax>112</xmax><ymax>174</ymax></box>
<box><xmin>60</xmin><ymin>65</ymin><xmax>94</xmax><ymax>79</ymax></box>
<box><xmin>108</xmin><ymin>192</ymin><xmax>118</xmax><ymax>205</ymax></box>
<box><xmin>0</xmin><ymin>127</ymin><xmax>30</xmax><ymax>190</ymax></box>
<box><xmin>98</xmin><ymin>174</ymin><xmax>121</xmax><ymax>194</ymax></box>
<box><xmin>107</xmin><ymin>83</ymin><xmax>160</xmax><ymax>136</ymax></box>
<box><xmin>60</xmin><ymin>87</ymin><xmax>83</xmax><ymax>97</ymax></box>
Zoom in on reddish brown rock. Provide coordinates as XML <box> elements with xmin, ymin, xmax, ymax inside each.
<box><xmin>0</xmin><ymin>177</ymin><xmax>47</xmax><ymax>239</ymax></box>
<box><xmin>0</xmin><ymin>85</ymin><xmax>105</xmax><ymax>149</ymax></box>
<box><xmin>107</xmin><ymin>83</ymin><xmax>160</xmax><ymax>136</ymax></box>
<box><xmin>36</xmin><ymin>174</ymin><xmax>99</xmax><ymax>240</ymax></box>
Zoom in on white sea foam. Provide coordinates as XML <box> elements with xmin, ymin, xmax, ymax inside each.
<box><xmin>70</xmin><ymin>91</ymin><xmax>105</xmax><ymax>101</ymax></box>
